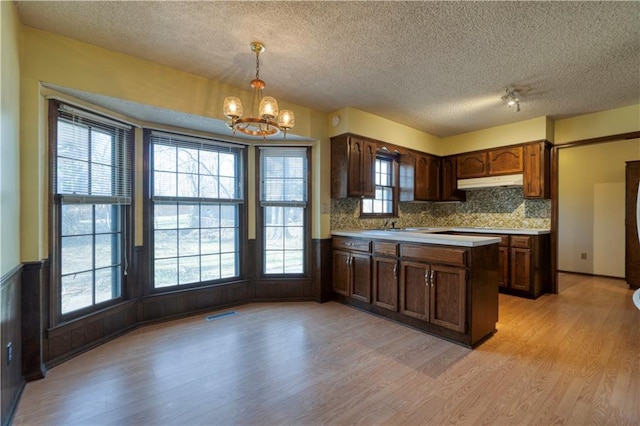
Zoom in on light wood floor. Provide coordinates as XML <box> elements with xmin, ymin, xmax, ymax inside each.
<box><xmin>13</xmin><ymin>274</ymin><xmax>640</xmax><ymax>425</ymax></box>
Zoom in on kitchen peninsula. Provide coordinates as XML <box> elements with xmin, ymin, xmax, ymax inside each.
<box><xmin>331</xmin><ymin>229</ymin><xmax>501</xmax><ymax>348</ymax></box>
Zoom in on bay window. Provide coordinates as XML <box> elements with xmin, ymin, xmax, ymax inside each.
<box><xmin>147</xmin><ymin>131</ymin><xmax>244</xmax><ymax>289</ymax></box>
<box><xmin>258</xmin><ymin>147</ymin><xmax>310</xmax><ymax>275</ymax></box>
<box><xmin>51</xmin><ymin>101</ymin><xmax>132</xmax><ymax>318</ymax></box>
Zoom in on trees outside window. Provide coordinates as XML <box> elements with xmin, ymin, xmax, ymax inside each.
<box><xmin>148</xmin><ymin>131</ymin><xmax>244</xmax><ymax>288</ymax></box>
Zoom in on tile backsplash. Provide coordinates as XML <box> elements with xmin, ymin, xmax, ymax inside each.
<box><xmin>331</xmin><ymin>187</ymin><xmax>551</xmax><ymax>230</ymax></box>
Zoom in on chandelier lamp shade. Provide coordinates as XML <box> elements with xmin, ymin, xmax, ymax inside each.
<box><xmin>223</xmin><ymin>42</ymin><xmax>295</xmax><ymax>139</ymax></box>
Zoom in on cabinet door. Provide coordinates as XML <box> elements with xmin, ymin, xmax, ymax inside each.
<box><xmin>457</xmin><ymin>152</ymin><xmax>488</xmax><ymax>179</ymax></box>
<box><xmin>488</xmin><ymin>147</ymin><xmax>523</xmax><ymax>176</ymax></box>
<box><xmin>498</xmin><ymin>246</ymin><xmax>509</xmax><ymax>288</ymax></box>
<box><xmin>415</xmin><ymin>153</ymin><xmax>440</xmax><ymax>201</ymax></box>
<box><xmin>510</xmin><ymin>248</ymin><xmax>532</xmax><ymax>291</ymax></box>
<box><xmin>626</xmin><ymin>161</ymin><xmax>640</xmax><ymax>287</ymax></box>
<box><xmin>440</xmin><ymin>156</ymin><xmax>465</xmax><ymax>202</ymax></box>
<box><xmin>373</xmin><ymin>257</ymin><xmax>398</xmax><ymax>311</ymax></box>
<box><xmin>348</xmin><ymin>137</ymin><xmax>376</xmax><ymax>198</ymax></box>
<box><xmin>399</xmin><ymin>261</ymin><xmax>430</xmax><ymax>321</ymax></box>
<box><xmin>351</xmin><ymin>253</ymin><xmax>372</xmax><ymax>303</ymax></box>
<box><xmin>332</xmin><ymin>250</ymin><xmax>351</xmax><ymax>296</ymax></box>
<box><xmin>523</xmin><ymin>142</ymin><xmax>550</xmax><ymax>199</ymax></box>
<box><xmin>430</xmin><ymin>264</ymin><xmax>466</xmax><ymax>333</ymax></box>
<box><xmin>398</xmin><ymin>153</ymin><xmax>415</xmax><ymax>202</ymax></box>
<box><xmin>347</xmin><ymin>136</ymin><xmax>366</xmax><ymax>197</ymax></box>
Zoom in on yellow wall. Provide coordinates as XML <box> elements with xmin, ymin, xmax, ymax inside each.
<box><xmin>558</xmin><ymin>139</ymin><xmax>640</xmax><ymax>276</ymax></box>
<box><xmin>1</xmin><ymin>1</ymin><xmax>21</xmax><ymax>274</ymax></box>
<box><xmin>554</xmin><ymin>104</ymin><xmax>640</xmax><ymax>144</ymax></box>
<box><xmin>328</xmin><ymin>107</ymin><xmax>441</xmax><ymax>155</ymax></box>
<box><xmin>19</xmin><ymin>28</ymin><xmax>331</xmax><ymax>261</ymax></box>
<box><xmin>440</xmin><ymin>116</ymin><xmax>550</xmax><ymax>155</ymax></box>
<box><xmin>15</xmin><ymin>24</ymin><xmax>640</xmax><ymax>260</ymax></box>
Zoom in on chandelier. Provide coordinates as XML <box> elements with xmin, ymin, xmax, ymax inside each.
<box><xmin>223</xmin><ymin>42</ymin><xmax>295</xmax><ymax>139</ymax></box>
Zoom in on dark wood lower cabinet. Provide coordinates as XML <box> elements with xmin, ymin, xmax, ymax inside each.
<box><xmin>373</xmin><ymin>257</ymin><xmax>398</xmax><ymax>311</ymax></box>
<box><xmin>497</xmin><ymin>246</ymin><xmax>509</xmax><ymax>288</ymax></box>
<box><xmin>399</xmin><ymin>262</ymin><xmax>466</xmax><ymax>333</ymax></box>
<box><xmin>351</xmin><ymin>253</ymin><xmax>372</xmax><ymax>303</ymax></box>
<box><xmin>510</xmin><ymin>248</ymin><xmax>532</xmax><ymax>292</ymax></box>
<box><xmin>400</xmin><ymin>261</ymin><xmax>430</xmax><ymax>321</ymax></box>
<box><xmin>430</xmin><ymin>264</ymin><xmax>466</xmax><ymax>333</ymax></box>
<box><xmin>332</xmin><ymin>247</ymin><xmax>372</xmax><ymax>303</ymax></box>
<box><xmin>333</xmin><ymin>236</ymin><xmax>499</xmax><ymax>348</ymax></box>
<box><xmin>332</xmin><ymin>250</ymin><xmax>351</xmax><ymax>297</ymax></box>
<box><xmin>451</xmin><ymin>232</ymin><xmax>550</xmax><ymax>299</ymax></box>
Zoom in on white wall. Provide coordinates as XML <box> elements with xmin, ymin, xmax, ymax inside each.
<box><xmin>558</xmin><ymin>139</ymin><xmax>640</xmax><ymax>276</ymax></box>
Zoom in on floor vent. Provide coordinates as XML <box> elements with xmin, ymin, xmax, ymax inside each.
<box><xmin>205</xmin><ymin>311</ymin><xmax>238</xmax><ymax>321</ymax></box>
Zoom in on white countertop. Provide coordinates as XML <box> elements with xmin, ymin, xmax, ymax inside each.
<box><xmin>332</xmin><ymin>229</ymin><xmax>502</xmax><ymax>247</ymax></box>
<box><xmin>331</xmin><ymin>226</ymin><xmax>550</xmax><ymax>247</ymax></box>
<box><xmin>445</xmin><ymin>227</ymin><xmax>550</xmax><ymax>235</ymax></box>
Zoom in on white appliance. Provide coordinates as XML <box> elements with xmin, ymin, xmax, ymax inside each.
<box><xmin>457</xmin><ymin>174</ymin><xmax>524</xmax><ymax>190</ymax></box>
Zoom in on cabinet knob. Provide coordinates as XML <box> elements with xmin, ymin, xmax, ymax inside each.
<box><xmin>430</xmin><ymin>270</ymin><xmax>435</xmax><ymax>286</ymax></box>
<box><xmin>425</xmin><ymin>270</ymin><xmax>429</xmax><ymax>286</ymax></box>
<box><xmin>393</xmin><ymin>264</ymin><xmax>397</xmax><ymax>279</ymax></box>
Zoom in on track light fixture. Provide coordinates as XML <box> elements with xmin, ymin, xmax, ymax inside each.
<box><xmin>501</xmin><ymin>87</ymin><xmax>521</xmax><ymax>112</ymax></box>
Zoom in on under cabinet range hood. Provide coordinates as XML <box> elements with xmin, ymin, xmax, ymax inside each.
<box><xmin>457</xmin><ymin>174</ymin><xmax>524</xmax><ymax>190</ymax></box>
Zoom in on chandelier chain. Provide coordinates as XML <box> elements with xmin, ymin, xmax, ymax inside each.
<box><xmin>255</xmin><ymin>50</ymin><xmax>260</xmax><ymax>81</ymax></box>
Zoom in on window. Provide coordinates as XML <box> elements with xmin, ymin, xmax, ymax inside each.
<box><xmin>148</xmin><ymin>131</ymin><xmax>244</xmax><ymax>288</ymax></box>
<box><xmin>51</xmin><ymin>102</ymin><xmax>132</xmax><ymax>317</ymax></box>
<box><xmin>362</xmin><ymin>156</ymin><xmax>396</xmax><ymax>216</ymax></box>
<box><xmin>259</xmin><ymin>147</ymin><xmax>309</xmax><ymax>275</ymax></box>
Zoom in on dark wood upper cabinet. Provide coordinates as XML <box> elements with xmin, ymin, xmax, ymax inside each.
<box><xmin>453</xmin><ymin>141</ymin><xmax>550</xmax><ymax>199</ymax></box>
<box><xmin>331</xmin><ymin>134</ymin><xmax>376</xmax><ymax>198</ymax></box>
<box><xmin>418</xmin><ymin>153</ymin><xmax>441</xmax><ymax>201</ymax></box>
<box><xmin>441</xmin><ymin>155</ymin><xmax>466</xmax><ymax>202</ymax></box>
<box><xmin>523</xmin><ymin>141</ymin><xmax>550</xmax><ymax>199</ymax></box>
<box><xmin>457</xmin><ymin>152</ymin><xmax>488</xmax><ymax>179</ymax></box>
<box><xmin>399</xmin><ymin>151</ymin><xmax>441</xmax><ymax>202</ymax></box>
<box><xmin>488</xmin><ymin>146</ymin><xmax>524</xmax><ymax>175</ymax></box>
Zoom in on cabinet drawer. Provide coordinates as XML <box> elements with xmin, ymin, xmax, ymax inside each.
<box><xmin>373</xmin><ymin>241</ymin><xmax>398</xmax><ymax>257</ymax></box>
<box><xmin>401</xmin><ymin>244</ymin><xmax>467</xmax><ymax>266</ymax></box>
<box><xmin>510</xmin><ymin>236</ymin><xmax>531</xmax><ymax>248</ymax></box>
<box><xmin>332</xmin><ymin>236</ymin><xmax>371</xmax><ymax>252</ymax></box>
<box><xmin>498</xmin><ymin>235</ymin><xmax>510</xmax><ymax>246</ymax></box>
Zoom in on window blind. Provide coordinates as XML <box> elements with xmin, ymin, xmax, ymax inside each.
<box><xmin>259</xmin><ymin>147</ymin><xmax>308</xmax><ymax>207</ymax></box>
<box><xmin>150</xmin><ymin>130</ymin><xmax>244</xmax><ymax>203</ymax></box>
<box><xmin>54</xmin><ymin>104</ymin><xmax>132</xmax><ymax>205</ymax></box>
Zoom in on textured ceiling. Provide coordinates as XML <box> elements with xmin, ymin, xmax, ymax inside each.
<box><xmin>15</xmin><ymin>1</ymin><xmax>640</xmax><ymax>138</ymax></box>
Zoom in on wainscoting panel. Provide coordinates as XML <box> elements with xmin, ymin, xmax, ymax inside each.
<box><xmin>1</xmin><ymin>264</ymin><xmax>24</xmax><ymax>426</ymax></box>
<box><xmin>313</xmin><ymin>238</ymin><xmax>334</xmax><ymax>302</ymax></box>
<box><xmin>21</xmin><ymin>260</ymin><xmax>48</xmax><ymax>381</ymax></box>
<box><xmin>254</xmin><ymin>278</ymin><xmax>314</xmax><ymax>300</ymax></box>
<box><xmin>140</xmin><ymin>281</ymin><xmax>253</xmax><ymax>323</ymax></box>
<box><xmin>46</xmin><ymin>300</ymin><xmax>138</xmax><ymax>367</ymax></box>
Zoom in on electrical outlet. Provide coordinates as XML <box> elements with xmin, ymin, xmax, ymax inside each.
<box><xmin>6</xmin><ymin>342</ymin><xmax>12</xmax><ymax>366</ymax></box>
<box><xmin>580</xmin><ymin>253</ymin><xmax>587</xmax><ymax>260</ymax></box>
